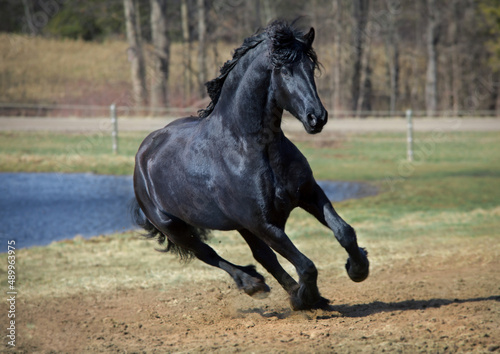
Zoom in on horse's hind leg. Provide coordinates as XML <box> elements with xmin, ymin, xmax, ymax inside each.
<box><xmin>299</xmin><ymin>183</ymin><xmax>369</xmax><ymax>283</ymax></box>
<box><xmin>147</xmin><ymin>212</ymin><xmax>271</xmax><ymax>298</ymax></box>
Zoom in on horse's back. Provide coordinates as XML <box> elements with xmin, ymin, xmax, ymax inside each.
<box><xmin>136</xmin><ymin>116</ymin><xmax>202</xmax><ymax>159</ymax></box>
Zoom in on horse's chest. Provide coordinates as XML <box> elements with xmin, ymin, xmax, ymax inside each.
<box><xmin>272</xmin><ymin>183</ymin><xmax>293</xmax><ymax>210</ymax></box>
<box><xmin>260</xmin><ymin>165</ymin><xmax>295</xmax><ymax>213</ymax></box>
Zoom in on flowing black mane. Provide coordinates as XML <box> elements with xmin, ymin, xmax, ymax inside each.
<box><xmin>198</xmin><ymin>20</ymin><xmax>319</xmax><ymax>118</ymax></box>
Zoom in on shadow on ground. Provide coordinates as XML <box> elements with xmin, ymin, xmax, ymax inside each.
<box><xmin>239</xmin><ymin>295</ymin><xmax>500</xmax><ymax>320</ymax></box>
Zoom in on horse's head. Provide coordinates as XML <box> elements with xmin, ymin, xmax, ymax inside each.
<box><xmin>268</xmin><ymin>23</ymin><xmax>328</xmax><ymax>134</ymax></box>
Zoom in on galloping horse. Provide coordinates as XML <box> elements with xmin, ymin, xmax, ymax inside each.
<box><xmin>133</xmin><ymin>21</ymin><xmax>369</xmax><ymax>310</ymax></box>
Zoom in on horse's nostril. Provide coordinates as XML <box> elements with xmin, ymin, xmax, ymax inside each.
<box><xmin>307</xmin><ymin>114</ymin><xmax>317</xmax><ymax>127</ymax></box>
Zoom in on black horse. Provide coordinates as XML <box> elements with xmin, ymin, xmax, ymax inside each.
<box><xmin>133</xmin><ymin>21</ymin><xmax>369</xmax><ymax>310</ymax></box>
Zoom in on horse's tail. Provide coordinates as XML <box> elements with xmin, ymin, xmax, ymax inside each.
<box><xmin>130</xmin><ymin>198</ymin><xmax>206</xmax><ymax>261</ymax></box>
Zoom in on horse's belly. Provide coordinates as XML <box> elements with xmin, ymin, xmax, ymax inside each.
<box><xmin>145</xmin><ymin>170</ymin><xmax>241</xmax><ymax>231</ymax></box>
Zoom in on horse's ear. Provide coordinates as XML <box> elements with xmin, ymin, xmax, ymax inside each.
<box><xmin>303</xmin><ymin>27</ymin><xmax>315</xmax><ymax>47</ymax></box>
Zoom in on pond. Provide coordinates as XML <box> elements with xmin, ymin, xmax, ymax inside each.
<box><xmin>0</xmin><ymin>173</ymin><xmax>377</xmax><ymax>250</ymax></box>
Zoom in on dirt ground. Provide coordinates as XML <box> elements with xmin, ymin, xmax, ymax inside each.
<box><xmin>7</xmin><ymin>240</ymin><xmax>500</xmax><ymax>353</ymax></box>
<box><xmin>1</xmin><ymin>121</ymin><xmax>499</xmax><ymax>353</ymax></box>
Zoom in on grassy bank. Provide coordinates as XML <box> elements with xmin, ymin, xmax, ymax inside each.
<box><xmin>0</xmin><ymin>131</ymin><xmax>144</xmax><ymax>175</ymax></box>
<box><xmin>0</xmin><ymin>130</ymin><xmax>499</xmax><ymax>299</ymax></box>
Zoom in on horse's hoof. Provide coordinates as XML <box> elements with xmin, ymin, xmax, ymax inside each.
<box><xmin>251</xmin><ymin>288</ymin><xmax>271</xmax><ymax>299</ymax></box>
<box><xmin>236</xmin><ymin>265</ymin><xmax>271</xmax><ymax>298</ymax></box>
<box><xmin>311</xmin><ymin>296</ymin><xmax>330</xmax><ymax>310</ymax></box>
<box><xmin>289</xmin><ymin>285</ymin><xmax>330</xmax><ymax>311</ymax></box>
<box><xmin>290</xmin><ymin>295</ymin><xmax>330</xmax><ymax>311</ymax></box>
<box><xmin>244</xmin><ymin>281</ymin><xmax>271</xmax><ymax>298</ymax></box>
<box><xmin>345</xmin><ymin>247</ymin><xmax>369</xmax><ymax>282</ymax></box>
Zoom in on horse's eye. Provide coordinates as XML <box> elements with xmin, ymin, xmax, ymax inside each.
<box><xmin>281</xmin><ymin>67</ymin><xmax>290</xmax><ymax>77</ymax></box>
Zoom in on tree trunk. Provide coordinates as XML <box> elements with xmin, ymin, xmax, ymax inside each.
<box><xmin>449</xmin><ymin>0</ymin><xmax>461</xmax><ymax>115</ymax></box>
<box><xmin>311</xmin><ymin>0</ymin><xmax>318</xmax><ymax>31</ymax></box>
<box><xmin>359</xmin><ymin>62</ymin><xmax>372</xmax><ymax>114</ymax></box>
<box><xmin>150</xmin><ymin>0</ymin><xmax>170</xmax><ymax>109</ymax></box>
<box><xmin>254</xmin><ymin>0</ymin><xmax>261</xmax><ymax>30</ymax></box>
<box><xmin>495</xmin><ymin>71</ymin><xmax>500</xmax><ymax>115</ymax></box>
<box><xmin>21</xmin><ymin>0</ymin><xmax>39</xmax><ymax>35</ymax></box>
<box><xmin>357</xmin><ymin>19</ymin><xmax>373</xmax><ymax>116</ymax></box>
<box><xmin>262</xmin><ymin>0</ymin><xmax>274</xmax><ymax>25</ymax></box>
<box><xmin>351</xmin><ymin>0</ymin><xmax>370</xmax><ymax>112</ymax></box>
<box><xmin>123</xmin><ymin>0</ymin><xmax>147</xmax><ymax>108</ymax></box>
<box><xmin>181</xmin><ymin>0</ymin><xmax>191</xmax><ymax>103</ymax></box>
<box><xmin>410</xmin><ymin>0</ymin><xmax>423</xmax><ymax>110</ymax></box>
<box><xmin>197</xmin><ymin>0</ymin><xmax>207</xmax><ymax>98</ymax></box>
<box><xmin>425</xmin><ymin>0</ymin><xmax>440</xmax><ymax>117</ymax></box>
<box><xmin>332</xmin><ymin>0</ymin><xmax>342</xmax><ymax>114</ymax></box>
<box><xmin>384</xmin><ymin>0</ymin><xmax>399</xmax><ymax>116</ymax></box>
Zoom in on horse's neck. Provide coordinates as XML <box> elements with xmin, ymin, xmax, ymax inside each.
<box><xmin>214</xmin><ymin>44</ymin><xmax>283</xmax><ymax>140</ymax></box>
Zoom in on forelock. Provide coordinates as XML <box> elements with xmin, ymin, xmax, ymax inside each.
<box><xmin>266</xmin><ymin>20</ymin><xmax>318</xmax><ymax>69</ymax></box>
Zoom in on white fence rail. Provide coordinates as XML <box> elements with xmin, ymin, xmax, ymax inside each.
<box><xmin>0</xmin><ymin>102</ymin><xmax>199</xmax><ymax>118</ymax></box>
<box><xmin>0</xmin><ymin>102</ymin><xmax>498</xmax><ymax>119</ymax></box>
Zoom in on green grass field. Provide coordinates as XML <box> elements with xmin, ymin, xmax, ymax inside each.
<box><xmin>0</xmin><ymin>130</ymin><xmax>499</xmax><ymax>299</ymax></box>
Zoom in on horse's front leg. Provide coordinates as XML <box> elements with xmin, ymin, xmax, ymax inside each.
<box><xmin>300</xmin><ymin>182</ymin><xmax>369</xmax><ymax>283</ymax></box>
<box><xmin>239</xmin><ymin>229</ymin><xmax>299</xmax><ymax>294</ymax></box>
<box><xmin>253</xmin><ymin>225</ymin><xmax>329</xmax><ymax>310</ymax></box>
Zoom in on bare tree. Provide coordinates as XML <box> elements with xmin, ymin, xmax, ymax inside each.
<box><xmin>150</xmin><ymin>0</ymin><xmax>170</xmax><ymax>109</ymax></box>
<box><xmin>384</xmin><ymin>0</ymin><xmax>400</xmax><ymax>115</ymax></box>
<box><xmin>197</xmin><ymin>0</ymin><xmax>207</xmax><ymax>98</ymax></box>
<box><xmin>351</xmin><ymin>0</ymin><xmax>370</xmax><ymax>112</ymax></box>
<box><xmin>262</xmin><ymin>0</ymin><xmax>274</xmax><ymax>25</ymax></box>
<box><xmin>254</xmin><ymin>0</ymin><xmax>262</xmax><ymax>30</ymax></box>
<box><xmin>21</xmin><ymin>0</ymin><xmax>39</xmax><ymax>35</ymax></box>
<box><xmin>181</xmin><ymin>0</ymin><xmax>192</xmax><ymax>103</ymax></box>
<box><xmin>425</xmin><ymin>0</ymin><xmax>440</xmax><ymax>116</ymax></box>
<box><xmin>448</xmin><ymin>0</ymin><xmax>463</xmax><ymax>115</ymax></box>
<box><xmin>332</xmin><ymin>0</ymin><xmax>343</xmax><ymax>114</ymax></box>
<box><xmin>124</xmin><ymin>0</ymin><xmax>147</xmax><ymax>107</ymax></box>
<box><xmin>357</xmin><ymin>18</ymin><xmax>373</xmax><ymax>115</ymax></box>
<box><xmin>409</xmin><ymin>0</ymin><xmax>424</xmax><ymax>111</ymax></box>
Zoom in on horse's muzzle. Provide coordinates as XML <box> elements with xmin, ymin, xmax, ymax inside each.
<box><xmin>305</xmin><ymin>110</ymin><xmax>328</xmax><ymax>134</ymax></box>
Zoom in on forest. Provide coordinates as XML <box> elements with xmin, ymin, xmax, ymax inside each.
<box><xmin>1</xmin><ymin>0</ymin><xmax>500</xmax><ymax>116</ymax></box>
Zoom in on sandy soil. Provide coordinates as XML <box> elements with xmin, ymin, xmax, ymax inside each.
<box><xmin>7</xmin><ymin>241</ymin><xmax>500</xmax><ymax>353</ymax></box>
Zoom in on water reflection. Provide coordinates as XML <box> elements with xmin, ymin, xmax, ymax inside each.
<box><xmin>0</xmin><ymin>173</ymin><xmax>376</xmax><ymax>250</ymax></box>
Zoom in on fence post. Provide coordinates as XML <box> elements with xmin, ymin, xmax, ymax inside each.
<box><xmin>110</xmin><ymin>104</ymin><xmax>118</xmax><ymax>154</ymax></box>
<box><xmin>406</xmin><ymin>109</ymin><xmax>413</xmax><ymax>162</ymax></box>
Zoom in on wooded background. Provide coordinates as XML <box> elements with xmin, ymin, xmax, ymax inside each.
<box><xmin>2</xmin><ymin>0</ymin><xmax>500</xmax><ymax>117</ymax></box>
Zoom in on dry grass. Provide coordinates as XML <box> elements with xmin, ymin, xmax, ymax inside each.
<box><xmin>0</xmin><ymin>34</ymin><xmax>233</xmax><ymax>107</ymax></box>
<box><xmin>0</xmin><ymin>34</ymin><xmax>130</xmax><ymax>104</ymax></box>
<box><xmin>0</xmin><ymin>130</ymin><xmax>498</xmax><ymax>304</ymax></box>
<box><xmin>0</xmin><ymin>152</ymin><xmax>134</xmax><ymax>174</ymax></box>
<box><xmin>0</xmin><ymin>32</ymin><xmax>403</xmax><ymax>110</ymax></box>
<box><xmin>7</xmin><ymin>215</ymin><xmax>498</xmax><ymax>302</ymax></box>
